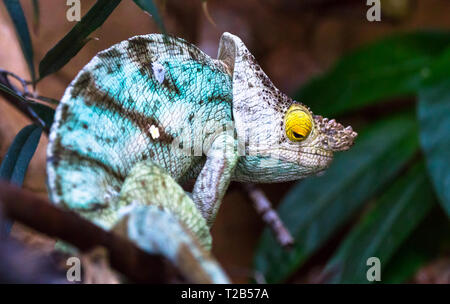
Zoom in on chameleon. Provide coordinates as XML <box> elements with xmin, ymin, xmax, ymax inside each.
<box><xmin>46</xmin><ymin>32</ymin><xmax>357</xmax><ymax>283</ymax></box>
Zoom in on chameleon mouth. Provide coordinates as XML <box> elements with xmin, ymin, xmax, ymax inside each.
<box><xmin>298</xmin><ymin>148</ymin><xmax>334</xmax><ymax>170</ymax></box>
<box><xmin>299</xmin><ymin>148</ymin><xmax>333</xmax><ymax>159</ymax></box>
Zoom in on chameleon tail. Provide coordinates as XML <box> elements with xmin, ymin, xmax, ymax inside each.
<box><xmin>114</xmin><ymin>162</ymin><xmax>230</xmax><ymax>283</ymax></box>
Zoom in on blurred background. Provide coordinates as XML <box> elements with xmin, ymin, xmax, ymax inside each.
<box><xmin>0</xmin><ymin>0</ymin><xmax>449</xmax><ymax>283</ymax></box>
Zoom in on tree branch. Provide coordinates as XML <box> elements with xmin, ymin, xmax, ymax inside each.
<box><xmin>0</xmin><ymin>181</ymin><xmax>180</xmax><ymax>283</ymax></box>
<box><xmin>241</xmin><ymin>183</ymin><xmax>294</xmax><ymax>249</ymax></box>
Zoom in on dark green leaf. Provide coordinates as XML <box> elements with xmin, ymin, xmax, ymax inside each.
<box><xmin>253</xmin><ymin>113</ymin><xmax>419</xmax><ymax>283</ymax></box>
<box><xmin>324</xmin><ymin>163</ymin><xmax>434</xmax><ymax>283</ymax></box>
<box><xmin>0</xmin><ymin>124</ymin><xmax>42</xmax><ymax>185</ymax></box>
<box><xmin>38</xmin><ymin>0</ymin><xmax>121</xmax><ymax>80</ymax></box>
<box><xmin>417</xmin><ymin>49</ymin><xmax>450</xmax><ymax>216</ymax></box>
<box><xmin>0</xmin><ymin>124</ymin><xmax>42</xmax><ymax>236</ymax></box>
<box><xmin>383</xmin><ymin>207</ymin><xmax>450</xmax><ymax>283</ymax></box>
<box><xmin>28</xmin><ymin>102</ymin><xmax>55</xmax><ymax>127</ymax></box>
<box><xmin>3</xmin><ymin>0</ymin><xmax>36</xmax><ymax>83</ymax></box>
<box><xmin>133</xmin><ymin>0</ymin><xmax>165</xmax><ymax>32</ymax></box>
<box><xmin>0</xmin><ymin>83</ymin><xmax>54</xmax><ymax>131</ymax></box>
<box><xmin>295</xmin><ymin>31</ymin><xmax>450</xmax><ymax>117</ymax></box>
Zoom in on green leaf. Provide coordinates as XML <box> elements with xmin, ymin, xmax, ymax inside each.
<box><xmin>253</xmin><ymin>113</ymin><xmax>419</xmax><ymax>283</ymax></box>
<box><xmin>0</xmin><ymin>124</ymin><xmax>42</xmax><ymax>236</ymax></box>
<box><xmin>133</xmin><ymin>0</ymin><xmax>165</xmax><ymax>33</ymax></box>
<box><xmin>3</xmin><ymin>0</ymin><xmax>36</xmax><ymax>83</ymax></box>
<box><xmin>0</xmin><ymin>83</ymin><xmax>54</xmax><ymax>131</ymax></box>
<box><xmin>0</xmin><ymin>124</ymin><xmax>42</xmax><ymax>185</ymax></box>
<box><xmin>38</xmin><ymin>0</ymin><xmax>121</xmax><ymax>80</ymax></box>
<box><xmin>417</xmin><ymin>49</ymin><xmax>450</xmax><ymax>216</ymax></box>
<box><xmin>28</xmin><ymin>102</ymin><xmax>55</xmax><ymax>127</ymax></box>
<box><xmin>324</xmin><ymin>163</ymin><xmax>434</xmax><ymax>283</ymax></box>
<box><xmin>295</xmin><ymin>31</ymin><xmax>450</xmax><ymax>117</ymax></box>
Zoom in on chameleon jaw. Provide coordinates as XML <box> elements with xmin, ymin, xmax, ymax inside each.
<box><xmin>297</xmin><ymin>148</ymin><xmax>334</xmax><ymax>170</ymax></box>
<box><xmin>299</xmin><ymin>147</ymin><xmax>334</xmax><ymax>159</ymax></box>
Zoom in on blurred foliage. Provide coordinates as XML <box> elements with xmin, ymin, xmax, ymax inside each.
<box><xmin>417</xmin><ymin>49</ymin><xmax>450</xmax><ymax>215</ymax></box>
<box><xmin>324</xmin><ymin>162</ymin><xmax>434</xmax><ymax>283</ymax></box>
<box><xmin>294</xmin><ymin>31</ymin><xmax>450</xmax><ymax>117</ymax></box>
<box><xmin>381</xmin><ymin>0</ymin><xmax>416</xmax><ymax>20</ymax></box>
<box><xmin>255</xmin><ymin>31</ymin><xmax>450</xmax><ymax>283</ymax></box>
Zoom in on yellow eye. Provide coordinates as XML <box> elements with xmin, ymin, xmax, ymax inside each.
<box><xmin>285</xmin><ymin>104</ymin><xmax>313</xmax><ymax>142</ymax></box>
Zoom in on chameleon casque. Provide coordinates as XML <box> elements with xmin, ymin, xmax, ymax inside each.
<box><xmin>46</xmin><ymin>32</ymin><xmax>357</xmax><ymax>283</ymax></box>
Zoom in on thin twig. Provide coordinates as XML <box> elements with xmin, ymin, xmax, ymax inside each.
<box><xmin>0</xmin><ymin>181</ymin><xmax>181</xmax><ymax>283</ymax></box>
<box><xmin>0</xmin><ymin>71</ymin><xmax>47</xmax><ymax>132</ymax></box>
<box><xmin>242</xmin><ymin>183</ymin><xmax>294</xmax><ymax>249</ymax></box>
<box><xmin>23</xmin><ymin>92</ymin><xmax>60</xmax><ymax>105</ymax></box>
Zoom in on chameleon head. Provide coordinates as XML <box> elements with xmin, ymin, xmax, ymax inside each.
<box><xmin>231</xmin><ymin>100</ymin><xmax>357</xmax><ymax>182</ymax></box>
<box><xmin>276</xmin><ymin>102</ymin><xmax>357</xmax><ymax>173</ymax></box>
<box><xmin>218</xmin><ymin>32</ymin><xmax>357</xmax><ymax>182</ymax></box>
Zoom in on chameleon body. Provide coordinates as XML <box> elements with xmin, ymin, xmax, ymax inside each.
<box><xmin>47</xmin><ymin>33</ymin><xmax>357</xmax><ymax>283</ymax></box>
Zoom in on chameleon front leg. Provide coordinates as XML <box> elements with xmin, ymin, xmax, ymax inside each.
<box><xmin>193</xmin><ymin>133</ymin><xmax>239</xmax><ymax>226</ymax></box>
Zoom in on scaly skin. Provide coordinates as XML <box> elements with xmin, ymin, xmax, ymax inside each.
<box><xmin>116</xmin><ymin>163</ymin><xmax>228</xmax><ymax>283</ymax></box>
<box><xmin>47</xmin><ymin>33</ymin><xmax>357</xmax><ymax>283</ymax></box>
